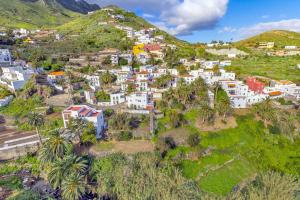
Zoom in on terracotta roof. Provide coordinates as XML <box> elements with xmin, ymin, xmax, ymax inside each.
<box><xmin>144</xmin><ymin>44</ymin><xmax>161</xmax><ymax>51</ymax></box>
<box><xmin>90</xmin><ymin>112</ymin><xmax>101</xmax><ymax>117</ymax></box>
<box><xmin>67</xmin><ymin>106</ymin><xmax>82</xmax><ymax>111</ymax></box>
<box><xmin>269</xmin><ymin>91</ymin><xmax>282</xmax><ymax>96</ymax></box>
<box><xmin>138</xmin><ymin>71</ymin><xmax>149</xmax><ymax>75</ymax></box>
<box><xmin>80</xmin><ymin>108</ymin><xmax>91</xmax><ymax>116</ymax></box>
<box><xmin>49</xmin><ymin>71</ymin><xmax>65</xmax><ymax>76</ymax></box>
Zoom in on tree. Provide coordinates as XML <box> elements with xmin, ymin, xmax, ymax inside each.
<box><xmin>62</xmin><ymin>174</ymin><xmax>85</xmax><ymax>200</ymax></box>
<box><xmin>39</xmin><ymin>129</ymin><xmax>72</xmax><ymax>163</ymax></box>
<box><xmin>92</xmin><ymin>153</ymin><xmax>201</xmax><ymax>199</ymax></box>
<box><xmin>231</xmin><ymin>171</ymin><xmax>300</xmax><ymax>200</ymax></box>
<box><xmin>28</xmin><ymin>112</ymin><xmax>44</xmax><ymax>145</ymax></box>
<box><xmin>199</xmin><ymin>104</ymin><xmax>215</xmax><ymax>124</ymax></box>
<box><xmin>215</xmin><ymin>89</ymin><xmax>232</xmax><ymax>119</ymax></box>
<box><xmin>102</xmin><ymin>56</ymin><xmax>111</xmax><ymax>65</ymax></box>
<box><xmin>166</xmin><ymin>109</ymin><xmax>185</xmax><ymax>128</ymax></box>
<box><xmin>176</xmin><ymin>65</ymin><xmax>188</xmax><ymax>75</ymax></box>
<box><xmin>81</xmin><ymin>122</ymin><xmax>97</xmax><ymax>145</ymax></box>
<box><xmin>68</xmin><ymin>118</ymin><xmax>87</xmax><ymax>145</ymax></box>
<box><xmin>101</xmin><ymin>71</ymin><xmax>117</xmax><ymax>85</ymax></box>
<box><xmin>108</xmin><ymin>113</ymin><xmax>135</xmax><ymax>131</ymax></box>
<box><xmin>252</xmin><ymin>99</ymin><xmax>276</xmax><ymax>124</ymax></box>
<box><xmin>187</xmin><ymin>134</ymin><xmax>200</xmax><ymax>147</ymax></box>
<box><xmin>118</xmin><ymin>57</ymin><xmax>128</xmax><ymax>66</ymax></box>
<box><xmin>48</xmin><ymin>154</ymin><xmax>89</xmax><ymax>189</ymax></box>
<box><xmin>95</xmin><ymin>90</ymin><xmax>110</xmax><ymax>102</ymax></box>
<box><xmin>156</xmin><ymin>136</ymin><xmax>176</xmax><ymax>157</ymax></box>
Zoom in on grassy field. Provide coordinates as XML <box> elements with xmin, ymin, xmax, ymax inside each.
<box><xmin>162</xmin><ymin>114</ymin><xmax>300</xmax><ymax>196</ymax></box>
<box><xmin>229</xmin><ymin>55</ymin><xmax>300</xmax><ymax>83</ymax></box>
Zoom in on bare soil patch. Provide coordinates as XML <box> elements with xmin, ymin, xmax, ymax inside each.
<box><xmin>195</xmin><ymin>116</ymin><xmax>237</xmax><ymax>132</ymax></box>
<box><xmin>89</xmin><ymin>140</ymin><xmax>154</xmax><ymax>157</ymax></box>
<box><xmin>160</xmin><ymin>128</ymin><xmax>190</xmax><ymax>145</ymax></box>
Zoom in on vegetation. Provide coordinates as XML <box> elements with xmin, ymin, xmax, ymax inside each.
<box><xmin>0</xmin><ymin>86</ymin><xmax>12</xmax><ymax>99</ymax></box>
<box><xmin>231</xmin><ymin>171</ymin><xmax>300</xmax><ymax>200</ymax></box>
<box><xmin>0</xmin><ymin>0</ymin><xmax>79</xmax><ymax>29</ymax></box>
<box><xmin>229</xmin><ymin>55</ymin><xmax>300</xmax><ymax>83</ymax></box>
<box><xmin>236</xmin><ymin>30</ymin><xmax>300</xmax><ymax>48</ymax></box>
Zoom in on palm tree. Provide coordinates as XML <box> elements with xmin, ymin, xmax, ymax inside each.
<box><xmin>62</xmin><ymin>173</ymin><xmax>85</xmax><ymax>200</ymax></box>
<box><xmin>48</xmin><ymin>154</ymin><xmax>89</xmax><ymax>188</ymax></box>
<box><xmin>28</xmin><ymin>112</ymin><xmax>45</xmax><ymax>144</ymax></box>
<box><xmin>68</xmin><ymin>118</ymin><xmax>87</xmax><ymax>145</ymax></box>
<box><xmin>39</xmin><ymin>129</ymin><xmax>72</xmax><ymax>163</ymax></box>
<box><xmin>199</xmin><ymin>104</ymin><xmax>214</xmax><ymax>123</ymax></box>
<box><xmin>252</xmin><ymin>98</ymin><xmax>276</xmax><ymax>124</ymax></box>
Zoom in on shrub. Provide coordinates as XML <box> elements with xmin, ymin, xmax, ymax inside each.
<box><xmin>115</xmin><ymin>131</ymin><xmax>133</xmax><ymax>141</ymax></box>
<box><xmin>156</xmin><ymin>136</ymin><xmax>176</xmax><ymax>157</ymax></box>
<box><xmin>187</xmin><ymin>134</ymin><xmax>200</xmax><ymax>147</ymax></box>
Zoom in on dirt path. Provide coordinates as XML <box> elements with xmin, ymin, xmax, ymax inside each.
<box><xmin>89</xmin><ymin>140</ymin><xmax>154</xmax><ymax>157</ymax></box>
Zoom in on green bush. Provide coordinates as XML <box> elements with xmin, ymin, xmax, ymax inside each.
<box><xmin>187</xmin><ymin>134</ymin><xmax>200</xmax><ymax>147</ymax></box>
<box><xmin>115</xmin><ymin>131</ymin><xmax>133</xmax><ymax>141</ymax></box>
<box><xmin>9</xmin><ymin>190</ymin><xmax>41</xmax><ymax>200</ymax></box>
<box><xmin>0</xmin><ymin>176</ymin><xmax>22</xmax><ymax>190</ymax></box>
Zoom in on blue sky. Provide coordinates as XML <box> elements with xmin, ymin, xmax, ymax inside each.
<box><xmin>88</xmin><ymin>0</ymin><xmax>300</xmax><ymax>43</ymax></box>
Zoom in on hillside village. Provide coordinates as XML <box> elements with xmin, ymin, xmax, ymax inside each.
<box><xmin>0</xmin><ymin>2</ymin><xmax>300</xmax><ymax>200</ymax></box>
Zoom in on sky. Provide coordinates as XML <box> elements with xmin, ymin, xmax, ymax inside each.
<box><xmin>87</xmin><ymin>0</ymin><xmax>300</xmax><ymax>43</ymax></box>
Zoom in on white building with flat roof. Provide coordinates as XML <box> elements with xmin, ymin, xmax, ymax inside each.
<box><xmin>62</xmin><ymin>105</ymin><xmax>105</xmax><ymax>139</ymax></box>
<box><xmin>110</xmin><ymin>92</ymin><xmax>125</xmax><ymax>105</ymax></box>
<box><xmin>0</xmin><ymin>66</ymin><xmax>34</xmax><ymax>91</ymax></box>
<box><xmin>127</xmin><ymin>92</ymin><xmax>151</xmax><ymax>109</ymax></box>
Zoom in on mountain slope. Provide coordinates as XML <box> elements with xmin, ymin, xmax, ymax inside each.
<box><xmin>0</xmin><ymin>0</ymin><xmax>99</xmax><ymax>29</ymax></box>
<box><xmin>55</xmin><ymin>0</ymin><xmax>100</xmax><ymax>14</ymax></box>
<box><xmin>54</xmin><ymin>7</ymin><xmax>189</xmax><ymax>52</ymax></box>
<box><xmin>235</xmin><ymin>30</ymin><xmax>300</xmax><ymax>48</ymax></box>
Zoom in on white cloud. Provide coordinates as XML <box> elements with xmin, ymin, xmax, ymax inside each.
<box><xmin>143</xmin><ymin>13</ymin><xmax>155</xmax><ymax>19</ymax></box>
<box><xmin>261</xmin><ymin>15</ymin><xmax>269</xmax><ymax>19</ymax></box>
<box><xmin>218</xmin><ymin>26</ymin><xmax>237</xmax><ymax>33</ymax></box>
<box><xmin>239</xmin><ymin>18</ymin><xmax>300</xmax><ymax>38</ymax></box>
<box><xmin>86</xmin><ymin>0</ymin><xmax>229</xmax><ymax>36</ymax></box>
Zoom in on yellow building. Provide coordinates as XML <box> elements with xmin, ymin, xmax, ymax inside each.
<box><xmin>133</xmin><ymin>44</ymin><xmax>145</xmax><ymax>55</ymax></box>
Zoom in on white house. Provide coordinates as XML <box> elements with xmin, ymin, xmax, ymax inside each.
<box><xmin>180</xmin><ymin>75</ymin><xmax>196</xmax><ymax>85</ymax></box>
<box><xmin>285</xmin><ymin>46</ymin><xmax>297</xmax><ymax>49</ymax></box>
<box><xmin>110</xmin><ymin>92</ymin><xmax>126</xmax><ymax>105</ymax></box>
<box><xmin>62</xmin><ymin>105</ymin><xmax>105</xmax><ymax>139</ymax></box>
<box><xmin>228</xmin><ymin>53</ymin><xmax>237</xmax><ymax>58</ymax></box>
<box><xmin>111</xmin><ymin>54</ymin><xmax>119</xmax><ymax>65</ymax></box>
<box><xmin>203</xmin><ymin>61</ymin><xmax>219</xmax><ymax>69</ymax></box>
<box><xmin>84</xmin><ymin>90</ymin><xmax>97</xmax><ymax>104</ymax></box>
<box><xmin>127</xmin><ymin>92</ymin><xmax>151</xmax><ymax>109</ymax></box>
<box><xmin>85</xmin><ymin>75</ymin><xmax>101</xmax><ymax>91</ymax></box>
<box><xmin>0</xmin><ymin>49</ymin><xmax>12</xmax><ymax>65</ymax></box>
<box><xmin>140</xmin><ymin>65</ymin><xmax>156</xmax><ymax>74</ymax></box>
<box><xmin>136</xmin><ymin>71</ymin><xmax>151</xmax><ymax>81</ymax></box>
<box><xmin>116</xmin><ymin>71</ymin><xmax>132</xmax><ymax>84</ymax></box>
<box><xmin>0</xmin><ymin>95</ymin><xmax>13</xmax><ymax>107</ymax></box>
<box><xmin>220</xmin><ymin>60</ymin><xmax>232</xmax><ymax>67</ymax></box>
<box><xmin>0</xmin><ymin>66</ymin><xmax>35</xmax><ymax>91</ymax></box>
<box><xmin>136</xmin><ymin>80</ymin><xmax>149</xmax><ymax>91</ymax></box>
<box><xmin>136</xmin><ymin>52</ymin><xmax>150</xmax><ymax>64</ymax></box>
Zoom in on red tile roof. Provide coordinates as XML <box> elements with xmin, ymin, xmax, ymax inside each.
<box><xmin>144</xmin><ymin>44</ymin><xmax>161</xmax><ymax>52</ymax></box>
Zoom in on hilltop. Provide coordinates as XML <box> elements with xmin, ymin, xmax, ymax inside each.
<box><xmin>0</xmin><ymin>0</ymin><xmax>99</xmax><ymax>29</ymax></box>
<box><xmin>235</xmin><ymin>30</ymin><xmax>300</xmax><ymax>48</ymax></box>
